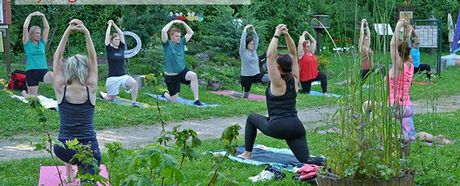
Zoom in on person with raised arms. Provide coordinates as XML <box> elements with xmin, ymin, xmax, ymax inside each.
<box><xmin>100</xmin><ymin>20</ymin><xmax>140</xmax><ymax>107</ymax></box>
<box><xmin>21</xmin><ymin>11</ymin><xmax>54</xmax><ymax>97</ymax></box>
<box><xmin>51</xmin><ymin>19</ymin><xmax>101</xmax><ymax>184</ymax></box>
<box><xmin>297</xmin><ymin>31</ymin><xmax>328</xmax><ymax>95</ymax></box>
<box><xmin>160</xmin><ymin>20</ymin><xmax>203</xmax><ymax>106</ymax></box>
<box><xmin>239</xmin><ymin>24</ymin><xmax>269</xmax><ymax>98</ymax></box>
<box><xmin>359</xmin><ymin>19</ymin><xmax>374</xmax><ymax>80</ymax></box>
<box><xmin>238</xmin><ymin>24</ymin><xmax>324</xmax><ymax>165</ymax></box>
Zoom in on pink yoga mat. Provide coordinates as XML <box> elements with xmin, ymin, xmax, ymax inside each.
<box><xmin>211</xmin><ymin>90</ymin><xmax>266</xmax><ymax>101</ymax></box>
<box><xmin>38</xmin><ymin>164</ymin><xmax>110</xmax><ymax>186</ymax></box>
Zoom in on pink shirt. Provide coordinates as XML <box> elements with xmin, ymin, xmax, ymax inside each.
<box><xmin>389</xmin><ymin>61</ymin><xmax>414</xmax><ymax>106</ymax></box>
<box><xmin>361</xmin><ymin>49</ymin><xmax>372</xmax><ymax>70</ymax></box>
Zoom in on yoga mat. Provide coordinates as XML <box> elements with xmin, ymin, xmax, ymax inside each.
<box><xmin>213</xmin><ymin>145</ymin><xmax>325</xmax><ymax>172</ymax></box>
<box><xmin>11</xmin><ymin>94</ymin><xmax>58</xmax><ymax>110</ymax></box>
<box><xmin>211</xmin><ymin>90</ymin><xmax>266</xmax><ymax>101</ymax></box>
<box><xmin>307</xmin><ymin>91</ymin><xmax>341</xmax><ymax>98</ymax></box>
<box><xmin>99</xmin><ymin>91</ymin><xmax>152</xmax><ymax>108</ymax></box>
<box><xmin>144</xmin><ymin>93</ymin><xmax>219</xmax><ymax>108</ymax></box>
<box><xmin>38</xmin><ymin>164</ymin><xmax>110</xmax><ymax>186</ymax></box>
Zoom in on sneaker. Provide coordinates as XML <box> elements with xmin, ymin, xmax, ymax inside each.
<box><xmin>161</xmin><ymin>91</ymin><xmax>168</xmax><ymax>98</ymax></box>
<box><xmin>249</xmin><ymin>169</ymin><xmax>274</xmax><ymax>182</ymax></box>
<box><xmin>99</xmin><ymin>91</ymin><xmax>107</xmax><ymax>99</ymax></box>
<box><xmin>267</xmin><ymin>165</ymin><xmax>286</xmax><ymax>180</ymax></box>
<box><xmin>132</xmin><ymin>102</ymin><xmax>141</xmax><ymax>107</ymax></box>
<box><xmin>193</xmin><ymin>100</ymin><xmax>203</xmax><ymax>106</ymax></box>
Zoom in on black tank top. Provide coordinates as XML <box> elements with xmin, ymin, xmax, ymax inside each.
<box><xmin>266</xmin><ymin>77</ymin><xmax>298</xmax><ymax>119</ymax></box>
<box><xmin>58</xmin><ymin>86</ymin><xmax>96</xmax><ymax>140</ymax></box>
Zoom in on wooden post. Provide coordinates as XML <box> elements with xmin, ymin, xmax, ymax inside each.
<box><xmin>2</xmin><ymin>0</ymin><xmax>12</xmax><ymax>74</ymax></box>
<box><xmin>5</xmin><ymin>26</ymin><xmax>10</xmax><ymax>74</ymax></box>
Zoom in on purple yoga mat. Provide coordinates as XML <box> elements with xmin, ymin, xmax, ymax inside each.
<box><xmin>211</xmin><ymin>90</ymin><xmax>266</xmax><ymax>101</ymax></box>
<box><xmin>38</xmin><ymin>164</ymin><xmax>109</xmax><ymax>186</ymax></box>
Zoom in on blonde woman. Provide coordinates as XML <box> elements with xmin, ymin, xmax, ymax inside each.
<box><xmin>359</xmin><ymin>19</ymin><xmax>374</xmax><ymax>79</ymax></box>
<box><xmin>52</xmin><ymin>19</ymin><xmax>100</xmax><ymax>183</ymax></box>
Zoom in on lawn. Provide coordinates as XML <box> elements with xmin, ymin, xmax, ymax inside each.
<box><xmin>0</xmin><ymin>107</ymin><xmax>459</xmax><ymax>185</ymax></box>
<box><xmin>1</xmin><ymin>52</ymin><xmax>458</xmax><ymax>138</ymax></box>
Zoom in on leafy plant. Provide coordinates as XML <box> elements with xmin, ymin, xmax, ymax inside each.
<box><xmin>171</xmin><ymin>126</ymin><xmax>202</xmax><ymax>168</ymax></box>
<box><xmin>66</xmin><ymin>139</ymin><xmax>108</xmax><ymax>185</ymax></box>
<box><xmin>105</xmin><ymin>142</ymin><xmax>184</xmax><ymax>185</ymax></box>
<box><xmin>27</xmin><ymin>96</ymin><xmax>65</xmax><ymax>186</ymax></box>
<box><xmin>208</xmin><ymin>124</ymin><xmax>241</xmax><ymax>186</ymax></box>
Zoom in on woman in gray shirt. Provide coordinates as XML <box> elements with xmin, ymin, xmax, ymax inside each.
<box><xmin>239</xmin><ymin>24</ymin><xmax>269</xmax><ymax>98</ymax></box>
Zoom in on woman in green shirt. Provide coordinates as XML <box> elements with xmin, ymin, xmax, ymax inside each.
<box><xmin>22</xmin><ymin>11</ymin><xmax>53</xmax><ymax>97</ymax></box>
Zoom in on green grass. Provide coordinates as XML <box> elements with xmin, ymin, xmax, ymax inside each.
<box><xmin>1</xmin><ymin>108</ymin><xmax>459</xmax><ymax>185</ymax></box>
<box><xmin>1</xmin><ymin>52</ymin><xmax>459</xmax><ymax>138</ymax></box>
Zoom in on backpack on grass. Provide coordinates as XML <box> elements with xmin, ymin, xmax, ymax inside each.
<box><xmin>7</xmin><ymin>70</ymin><xmax>27</xmax><ymax>91</ymax></box>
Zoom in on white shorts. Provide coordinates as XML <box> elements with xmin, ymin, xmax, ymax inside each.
<box><xmin>106</xmin><ymin>75</ymin><xmax>132</xmax><ymax>96</ymax></box>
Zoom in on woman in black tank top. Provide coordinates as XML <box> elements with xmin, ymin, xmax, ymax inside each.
<box><xmin>51</xmin><ymin>19</ymin><xmax>100</xmax><ymax>183</ymax></box>
<box><xmin>238</xmin><ymin>24</ymin><xmax>325</xmax><ymax>165</ymax></box>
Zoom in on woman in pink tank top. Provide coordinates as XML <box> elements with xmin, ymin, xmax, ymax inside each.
<box><xmin>359</xmin><ymin>19</ymin><xmax>374</xmax><ymax>80</ymax></box>
<box><xmin>389</xmin><ymin>20</ymin><xmax>416</xmax><ymax>142</ymax></box>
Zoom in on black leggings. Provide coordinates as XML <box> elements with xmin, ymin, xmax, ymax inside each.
<box><xmin>414</xmin><ymin>64</ymin><xmax>431</xmax><ymax>79</ymax></box>
<box><xmin>54</xmin><ymin>138</ymin><xmax>102</xmax><ymax>175</ymax></box>
<box><xmin>244</xmin><ymin>113</ymin><xmax>322</xmax><ymax>165</ymax></box>
<box><xmin>300</xmin><ymin>72</ymin><xmax>327</xmax><ymax>94</ymax></box>
<box><xmin>241</xmin><ymin>73</ymin><xmax>266</xmax><ymax>92</ymax></box>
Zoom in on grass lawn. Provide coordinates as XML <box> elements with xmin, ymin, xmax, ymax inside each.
<box><xmin>1</xmin><ymin>52</ymin><xmax>459</xmax><ymax>138</ymax></box>
<box><xmin>1</xmin><ymin>108</ymin><xmax>459</xmax><ymax>185</ymax></box>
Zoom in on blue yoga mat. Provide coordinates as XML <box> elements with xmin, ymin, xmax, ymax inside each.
<box><xmin>213</xmin><ymin>145</ymin><xmax>325</xmax><ymax>172</ymax></box>
<box><xmin>144</xmin><ymin>93</ymin><xmax>219</xmax><ymax>108</ymax></box>
<box><xmin>308</xmin><ymin>91</ymin><xmax>341</xmax><ymax>98</ymax></box>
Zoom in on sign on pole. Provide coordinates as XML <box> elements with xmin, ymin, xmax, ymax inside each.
<box><xmin>415</xmin><ymin>25</ymin><xmax>438</xmax><ymax>48</ymax></box>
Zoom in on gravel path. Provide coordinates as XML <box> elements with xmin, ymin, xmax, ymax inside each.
<box><xmin>1</xmin><ymin>95</ymin><xmax>459</xmax><ymax>161</ymax></box>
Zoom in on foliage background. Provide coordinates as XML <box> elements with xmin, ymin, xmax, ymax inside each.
<box><xmin>6</xmin><ymin>0</ymin><xmax>458</xmax><ymax>75</ymax></box>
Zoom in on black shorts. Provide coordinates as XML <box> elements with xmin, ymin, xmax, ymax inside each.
<box><xmin>361</xmin><ymin>69</ymin><xmax>372</xmax><ymax>80</ymax></box>
<box><xmin>241</xmin><ymin>73</ymin><xmax>265</xmax><ymax>92</ymax></box>
<box><xmin>164</xmin><ymin>68</ymin><xmax>190</xmax><ymax>96</ymax></box>
<box><xmin>26</xmin><ymin>69</ymin><xmax>48</xmax><ymax>86</ymax></box>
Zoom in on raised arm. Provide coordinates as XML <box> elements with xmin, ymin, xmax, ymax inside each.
<box><xmin>79</xmin><ymin>22</ymin><xmax>98</xmax><ymax>89</ymax></box>
<box><xmin>267</xmin><ymin>24</ymin><xmax>284</xmax><ymax>87</ymax></box>
<box><xmin>53</xmin><ymin>24</ymin><xmax>73</xmax><ymax>88</ymax></box>
<box><xmin>22</xmin><ymin>13</ymin><xmax>35</xmax><ymax>44</ymax></box>
<box><xmin>306</xmin><ymin>32</ymin><xmax>316</xmax><ymax>54</ymax></box>
<box><xmin>239</xmin><ymin>25</ymin><xmax>249</xmax><ymax>54</ymax></box>
<box><xmin>180</xmin><ymin>20</ymin><xmax>194</xmax><ymax>43</ymax></box>
<box><xmin>366</xmin><ymin>22</ymin><xmax>371</xmax><ymax>48</ymax></box>
<box><xmin>298</xmin><ymin>31</ymin><xmax>307</xmax><ymax>59</ymax></box>
<box><xmin>284</xmin><ymin>28</ymin><xmax>299</xmax><ymax>81</ymax></box>
<box><xmin>161</xmin><ymin>20</ymin><xmax>178</xmax><ymax>43</ymax></box>
<box><xmin>409</xmin><ymin>24</ymin><xmax>418</xmax><ymax>41</ymax></box>
<box><xmin>111</xmin><ymin>21</ymin><xmax>125</xmax><ymax>44</ymax></box>
<box><xmin>359</xmin><ymin>19</ymin><xmax>365</xmax><ymax>53</ymax></box>
<box><xmin>39</xmin><ymin>12</ymin><xmax>50</xmax><ymax>43</ymax></box>
<box><xmin>390</xmin><ymin>20</ymin><xmax>405</xmax><ymax>73</ymax></box>
<box><xmin>104</xmin><ymin>20</ymin><xmax>112</xmax><ymax>45</ymax></box>
<box><xmin>253</xmin><ymin>27</ymin><xmax>259</xmax><ymax>51</ymax></box>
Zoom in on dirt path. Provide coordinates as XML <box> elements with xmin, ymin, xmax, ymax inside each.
<box><xmin>1</xmin><ymin>95</ymin><xmax>459</xmax><ymax>161</ymax></box>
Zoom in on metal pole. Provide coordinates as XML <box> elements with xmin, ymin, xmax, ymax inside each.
<box><xmin>315</xmin><ymin>29</ymin><xmax>321</xmax><ymax>55</ymax></box>
<box><xmin>437</xmin><ymin>19</ymin><xmax>442</xmax><ymax>75</ymax></box>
